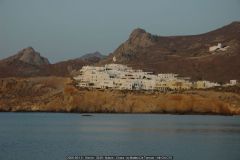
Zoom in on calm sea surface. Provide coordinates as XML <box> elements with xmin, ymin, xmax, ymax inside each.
<box><xmin>0</xmin><ymin>113</ymin><xmax>240</xmax><ymax>160</ymax></box>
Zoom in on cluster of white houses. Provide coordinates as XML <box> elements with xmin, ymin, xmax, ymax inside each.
<box><xmin>73</xmin><ymin>64</ymin><xmax>238</xmax><ymax>92</ymax></box>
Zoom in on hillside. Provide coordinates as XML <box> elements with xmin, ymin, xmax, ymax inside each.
<box><xmin>0</xmin><ymin>48</ymin><xmax>104</xmax><ymax>77</ymax></box>
<box><xmin>99</xmin><ymin>22</ymin><xmax>240</xmax><ymax>83</ymax></box>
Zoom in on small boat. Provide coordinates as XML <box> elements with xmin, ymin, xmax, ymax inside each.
<box><xmin>81</xmin><ymin>114</ymin><xmax>93</xmax><ymax>116</ymax></box>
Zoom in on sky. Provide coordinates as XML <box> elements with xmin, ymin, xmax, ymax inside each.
<box><xmin>0</xmin><ymin>0</ymin><xmax>240</xmax><ymax>63</ymax></box>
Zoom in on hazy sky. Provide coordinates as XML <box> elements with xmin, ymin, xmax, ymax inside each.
<box><xmin>0</xmin><ymin>0</ymin><xmax>240</xmax><ymax>63</ymax></box>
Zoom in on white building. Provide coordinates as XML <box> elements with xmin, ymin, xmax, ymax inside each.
<box><xmin>209</xmin><ymin>43</ymin><xmax>229</xmax><ymax>52</ymax></box>
<box><xmin>224</xmin><ymin>80</ymin><xmax>238</xmax><ymax>86</ymax></box>
<box><xmin>74</xmin><ymin>63</ymin><xmax>226</xmax><ymax>91</ymax></box>
<box><xmin>194</xmin><ymin>80</ymin><xmax>220</xmax><ymax>89</ymax></box>
<box><xmin>230</xmin><ymin>80</ymin><xmax>238</xmax><ymax>85</ymax></box>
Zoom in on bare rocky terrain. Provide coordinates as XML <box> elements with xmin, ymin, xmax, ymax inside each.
<box><xmin>0</xmin><ymin>77</ymin><xmax>239</xmax><ymax>115</ymax></box>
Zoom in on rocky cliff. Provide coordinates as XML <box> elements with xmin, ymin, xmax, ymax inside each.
<box><xmin>0</xmin><ymin>77</ymin><xmax>239</xmax><ymax>115</ymax></box>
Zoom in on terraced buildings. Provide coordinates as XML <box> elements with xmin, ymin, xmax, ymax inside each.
<box><xmin>73</xmin><ymin>64</ymin><xmax>224</xmax><ymax>91</ymax></box>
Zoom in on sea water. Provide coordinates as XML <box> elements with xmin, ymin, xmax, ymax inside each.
<box><xmin>0</xmin><ymin>113</ymin><xmax>239</xmax><ymax>160</ymax></box>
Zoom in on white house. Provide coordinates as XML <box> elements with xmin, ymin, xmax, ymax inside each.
<box><xmin>230</xmin><ymin>80</ymin><xmax>238</xmax><ymax>86</ymax></box>
<box><xmin>209</xmin><ymin>43</ymin><xmax>229</xmax><ymax>52</ymax></box>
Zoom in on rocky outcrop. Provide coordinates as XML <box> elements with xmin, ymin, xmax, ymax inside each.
<box><xmin>3</xmin><ymin>47</ymin><xmax>50</xmax><ymax>66</ymax></box>
<box><xmin>128</xmin><ymin>28</ymin><xmax>156</xmax><ymax>48</ymax></box>
<box><xmin>0</xmin><ymin>77</ymin><xmax>239</xmax><ymax>115</ymax></box>
<box><xmin>0</xmin><ymin>47</ymin><xmax>50</xmax><ymax>77</ymax></box>
<box><xmin>103</xmin><ymin>28</ymin><xmax>157</xmax><ymax>63</ymax></box>
<box><xmin>18</xmin><ymin>47</ymin><xmax>50</xmax><ymax>65</ymax></box>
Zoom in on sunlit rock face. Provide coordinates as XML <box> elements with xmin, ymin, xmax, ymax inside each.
<box><xmin>18</xmin><ymin>47</ymin><xmax>50</xmax><ymax>66</ymax></box>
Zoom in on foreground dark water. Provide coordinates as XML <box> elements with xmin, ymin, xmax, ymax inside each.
<box><xmin>0</xmin><ymin>113</ymin><xmax>240</xmax><ymax>160</ymax></box>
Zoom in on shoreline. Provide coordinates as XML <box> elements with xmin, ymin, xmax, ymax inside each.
<box><xmin>0</xmin><ymin>111</ymin><xmax>237</xmax><ymax>116</ymax></box>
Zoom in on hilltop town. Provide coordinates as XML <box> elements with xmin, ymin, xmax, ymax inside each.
<box><xmin>73</xmin><ymin>62</ymin><xmax>237</xmax><ymax>92</ymax></box>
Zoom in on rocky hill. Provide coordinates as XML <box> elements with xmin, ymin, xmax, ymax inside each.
<box><xmin>99</xmin><ymin>22</ymin><xmax>240</xmax><ymax>83</ymax></box>
<box><xmin>0</xmin><ymin>47</ymin><xmax>49</xmax><ymax>77</ymax></box>
<box><xmin>2</xmin><ymin>47</ymin><xmax>50</xmax><ymax>66</ymax></box>
<box><xmin>0</xmin><ymin>48</ymin><xmax>103</xmax><ymax>77</ymax></box>
<box><xmin>80</xmin><ymin>51</ymin><xmax>106</xmax><ymax>60</ymax></box>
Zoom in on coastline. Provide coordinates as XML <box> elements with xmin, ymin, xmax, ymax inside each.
<box><xmin>0</xmin><ymin>111</ymin><xmax>237</xmax><ymax>116</ymax></box>
<box><xmin>0</xmin><ymin>77</ymin><xmax>240</xmax><ymax>115</ymax></box>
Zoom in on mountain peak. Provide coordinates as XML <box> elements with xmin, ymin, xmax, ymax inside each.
<box><xmin>80</xmin><ymin>51</ymin><xmax>105</xmax><ymax>60</ymax></box>
<box><xmin>91</xmin><ymin>51</ymin><xmax>102</xmax><ymax>57</ymax></box>
<box><xmin>22</xmin><ymin>46</ymin><xmax>35</xmax><ymax>52</ymax></box>
<box><xmin>129</xmin><ymin>28</ymin><xmax>147</xmax><ymax>38</ymax></box>
<box><xmin>15</xmin><ymin>47</ymin><xmax>50</xmax><ymax>66</ymax></box>
<box><xmin>1</xmin><ymin>47</ymin><xmax>50</xmax><ymax>66</ymax></box>
<box><xmin>126</xmin><ymin>28</ymin><xmax>156</xmax><ymax>49</ymax></box>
